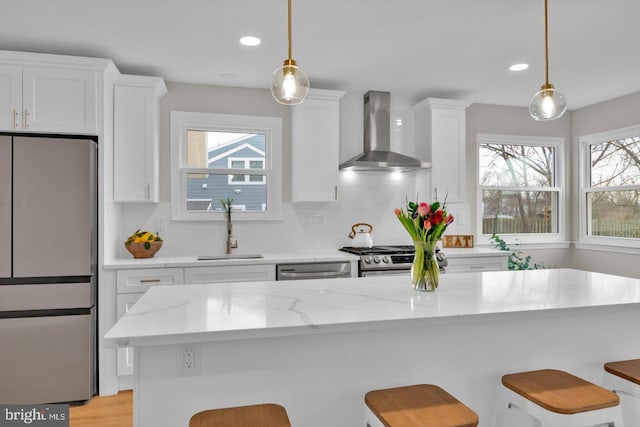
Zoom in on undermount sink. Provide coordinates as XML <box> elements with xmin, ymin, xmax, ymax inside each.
<box><xmin>197</xmin><ymin>254</ymin><xmax>263</xmax><ymax>261</ymax></box>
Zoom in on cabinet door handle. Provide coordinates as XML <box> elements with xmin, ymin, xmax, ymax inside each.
<box><xmin>139</xmin><ymin>278</ymin><xmax>161</xmax><ymax>283</ymax></box>
<box><xmin>334</xmin><ymin>185</ymin><xmax>338</xmax><ymax>201</ymax></box>
<box><xmin>24</xmin><ymin>109</ymin><xmax>29</xmax><ymax>129</ymax></box>
<box><xmin>145</xmin><ymin>183</ymin><xmax>150</xmax><ymax>200</ymax></box>
<box><xmin>12</xmin><ymin>108</ymin><xmax>19</xmax><ymax>129</ymax></box>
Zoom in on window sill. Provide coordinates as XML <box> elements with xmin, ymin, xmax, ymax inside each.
<box><xmin>574</xmin><ymin>242</ymin><xmax>640</xmax><ymax>255</ymax></box>
<box><xmin>476</xmin><ymin>241</ymin><xmax>571</xmax><ymax>250</ymax></box>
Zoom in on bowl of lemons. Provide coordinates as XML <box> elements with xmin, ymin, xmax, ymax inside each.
<box><xmin>124</xmin><ymin>229</ymin><xmax>163</xmax><ymax>258</ymax></box>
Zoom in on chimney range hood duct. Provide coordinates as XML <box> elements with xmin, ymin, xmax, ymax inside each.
<box><xmin>339</xmin><ymin>90</ymin><xmax>430</xmax><ymax>172</ymax></box>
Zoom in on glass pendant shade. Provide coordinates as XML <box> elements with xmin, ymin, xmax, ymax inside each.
<box><xmin>271</xmin><ymin>59</ymin><xmax>309</xmax><ymax>105</ymax></box>
<box><xmin>529</xmin><ymin>84</ymin><xmax>567</xmax><ymax>121</ymax></box>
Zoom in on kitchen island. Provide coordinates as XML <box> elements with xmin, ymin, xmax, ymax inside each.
<box><xmin>105</xmin><ymin>269</ymin><xmax>640</xmax><ymax>427</ymax></box>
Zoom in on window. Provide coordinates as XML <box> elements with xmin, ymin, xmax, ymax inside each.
<box><xmin>579</xmin><ymin>125</ymin><xmax>640</xmax><ymax>248</ymax></box>
<box><xmin>477</xmin><ymin>134</ymin><xmax>565</xmax><ymax>243</ymax></box>
<box><xmin>170</xmin><ymin>112</ymin><xmax>282</xmax><ymax>221</ymax></box>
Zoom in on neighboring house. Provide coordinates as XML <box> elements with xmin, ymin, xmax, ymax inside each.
<box><xmin>187</xmin><ymin>134</ymin><xmax>266</xmax><ymax>212</ymax></box>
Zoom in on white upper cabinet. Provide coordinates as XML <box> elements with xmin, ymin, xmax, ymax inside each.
<box><xmin>291</xmin><ymin>88</ymin><xmax>346</xmax><ymax>203</ymax></box>
<box><xmin>113</xmin><ymin>75</ymin><xmax>167</xmax><ymax>203</ymax></box>
<box><xmin>412</xmin><ymin>98</ymin><xmax>471</xmax><ymax>203</ymax></box>
<box><xmin>0</xmin><ymin>51</ymin><xmax>109</xmax><ymax>134</ymax></box>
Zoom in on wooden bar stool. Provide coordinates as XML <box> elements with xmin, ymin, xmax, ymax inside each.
<box><xmin>189</xmin><ymin>403</ymin><xmax>291</xmax><ymax>427</ymax></box>
<box><xmin>496</xmin><ymin>369</ymin><xmax>624</xmax><ymax>427</ymax></box>
<box><xmin>365</xmin><ymin>384</ymin><xmax>479</xmax><ymax>427</ymax></box>
<box><xmin>604</xmin><ymin>359</ymin><xmax>640</xmax><ymax>426</ymax></box>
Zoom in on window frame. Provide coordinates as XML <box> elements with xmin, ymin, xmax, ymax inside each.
<box><xmin>170</xmin><ymin>111</ymin><xmax>282</xmax><ymax>221</ymax></box>
<box><xmin>578</xmin><ymin>124</ymin><xmax>640</xmax><ymax>250</ymax></box>
<box><xmin>476</xmin><ymin>133</ymin><xmax>566</xmax><ymax>245</ymax></box>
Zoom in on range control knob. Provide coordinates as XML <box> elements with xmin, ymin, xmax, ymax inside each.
<box><xmin>382</xmin><ymin>256</ymin><xmax>391</xmax><ymax>264</ymax></box>
<box><xmin>373</xmin><ymin>256</ymin><xmax>381</xmax><ymax>264</ymax></box>
<box><xmin>363</xmin><ymin>256</ymin><xmax>372</xmax><ymax>264</ymax></box>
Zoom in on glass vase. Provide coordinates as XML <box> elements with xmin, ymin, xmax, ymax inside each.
<box><xmin>411</xmin><ymin>240</ymin><xmax>440</xmax><ymax>292</ymax></box>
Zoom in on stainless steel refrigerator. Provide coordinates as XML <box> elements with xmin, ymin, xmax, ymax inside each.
<box><xmin>0</xmin><ymin>135</ymin><xmax>97</xmax><ymax>404</ymax></box>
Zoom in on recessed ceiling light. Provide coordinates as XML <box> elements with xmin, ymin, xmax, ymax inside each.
<box><xmin>221</xmin><ymin>73</ymin><xmax>236</xmax><ymax>79</ymax></box>
<box><xmin>239</xmin><ymin>36</ymin><xmax>261</xmax><ymax>47</ymax></box>
<box><xmin>509</xmin><ymin>63</ymin><xmax>529</xmax><ymax>71</ymax></box>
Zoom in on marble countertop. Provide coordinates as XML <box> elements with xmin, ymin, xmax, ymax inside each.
<box><xmin>104</xmin><ymin>247</ymin><xmax>506</xmax><ymax>270</ymax></box>
<box><xmin>105</xmin><ymin>269</ymin><xmax>640</xmax><ymax>347</ymax></box>
<box><xmin>104</xmin><ymin>251</ymin><xmax>360</xmax><ymax>270</ymax></box>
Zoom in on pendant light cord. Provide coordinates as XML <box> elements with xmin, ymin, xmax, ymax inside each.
<box><xmin>544</xmin><ymin>0</ymin><xmax>549</xmax><ymax>86</ymax></box>
<box><xmin>288</xmin><ymin>0</ymin><xmax>293</xmax><ymax>61</ymax></box>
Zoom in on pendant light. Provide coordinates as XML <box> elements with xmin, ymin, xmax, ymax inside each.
<box><xmin>271</xmin><ymin>0</ymin><xmax>310</xmax><ymax>105</ymax></box>
<box><xmin>529</xmin><ymin>0</ymin><xmax>567</xmax><ymax>121</ymax></box>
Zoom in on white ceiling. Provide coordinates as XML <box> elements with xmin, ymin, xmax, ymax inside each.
<box><xmin>1</xmin><ymin>0</ymin><xmax>639</xmax><ymax>110</ymax></box>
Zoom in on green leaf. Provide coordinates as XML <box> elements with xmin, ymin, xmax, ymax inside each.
<box><xmin>144</xmin><ymin>242</ymin><xmax>151</xmax><ymax>250</ymax></box>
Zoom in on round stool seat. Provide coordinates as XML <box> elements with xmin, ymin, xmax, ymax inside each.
<box><xmin>365</xmin><ymin>384</ymin><xmax>479</xmax><ymax>427</ymax></box>
<box><xmin>605</xmin><ymin>359</ymin><xmax>640</xmax><ymax>386</ymax></box>
<box><xmin>502</xmin><ymin>369</ymin><xmax>619</xmax><ymax>414</ymax></box>
<box><xmin>189</xmin><ymin>403</ymin><xmax>291</xmax><ymax>427</ymax></box>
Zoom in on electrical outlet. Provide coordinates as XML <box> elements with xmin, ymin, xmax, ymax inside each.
<box><xmin>177</xmin><ymin>345</ymin><xmax>201</xmax><ymax>375</ymax></box>
<box><xmin>183</xmin><ymin>347</ymin><xmax>195</xmax><ymax>369</ymax></box>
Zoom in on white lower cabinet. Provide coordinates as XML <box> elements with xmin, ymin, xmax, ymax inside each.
<box><xmin>116</xmin><ymin>293</ymin><xmax>142</xmax><ymax>377</ymax></box>
<box><xmin>184</xmin><ymin>265</ymin><xmax>275</xmax><ymax>284</ymax></box>
<box><xmin>115</xmin><ymin>268</ymin><xmax>183</xmax><ymax>380</ymax></box>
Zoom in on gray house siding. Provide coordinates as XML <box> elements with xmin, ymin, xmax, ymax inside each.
<box><xmin>187</xmin><ymin>135</ymin><xmax>266</xmax><ymax>211</ymax></box>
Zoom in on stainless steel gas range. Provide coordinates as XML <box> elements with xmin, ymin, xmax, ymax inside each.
<box><xmin>340</xmin><ymin>245</ymin><xmax>447</xmax><ymax>277</ymax></box>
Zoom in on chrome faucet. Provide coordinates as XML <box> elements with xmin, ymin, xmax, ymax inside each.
<box><xmin>221</xmin><ymin>198</ymin><xmax>238</xmax><ymax>254</ymax></box>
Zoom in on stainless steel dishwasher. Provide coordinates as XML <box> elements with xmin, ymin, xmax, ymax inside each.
<box><xmin>276</xmin><ymin>262</ymin><xmax>352</xmax><ymax>280</ymax></box>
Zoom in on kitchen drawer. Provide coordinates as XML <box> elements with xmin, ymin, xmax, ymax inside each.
<box><xmin>184</xmin><ymin>265</ymin><xmax>275</xmax><ymax>284</ymax></box>
<box><xmin>446</xmin><ymin>256</ymin><xmax>508</xmax><ymax>273</ymax></box>
<box><xmin>116</xmin><ymin>268</ymin><xmax>184</xmax><ymax>294</ymax></box>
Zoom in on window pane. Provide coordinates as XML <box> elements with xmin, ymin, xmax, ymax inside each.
<box><xmin>588</xmin><ymin>190</ymin><xmax>640</xmax><ymax>238</ymax></box>
<box><xmin>231</xmin><ymin>174</ymin><xmax>244</xmax><ymax>182</ymax></box>
<box><xmin>186</xmin><ymin>173</ymin><xmax>267</xmax><ymax>212</ymax></box>
<box><xmin>479</xmin><ymin>144</ymin><xmax>554</xmax><ymax>187</ymax></box>
<box><xmin>186</xmin><ymin>130</ymin><xmax>266</xmax><ymax>170</ymax></box>
<box><xmin>231</xmin><ymin>160</ymin><xmax>245</xmax><ymax>169</ymax></box>
<box><xmin>590</xmin><ymin>137</ymin><xmax>640</xmax><ymax>187</ymax></box>
<box><xmin>249</xmin><ymin>160</ymin><xmax>264</xmax><ymax>169</ymax></box>
<box><xmin>482</xmin><ymin>190</ymin><xmax>558</xmax><ymax>234</ymax></box>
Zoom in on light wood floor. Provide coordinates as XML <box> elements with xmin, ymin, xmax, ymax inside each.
<box><xmin>69</xmin><ymin>390</ymin><xmax>133</xmax><ymax>427</ymax></box>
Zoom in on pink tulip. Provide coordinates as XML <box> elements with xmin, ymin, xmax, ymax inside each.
<box><xmin>394</xmin><ymin>208</ymin><xmax>401</xmax><ymax>216</ymax></box>
<box><xmin>424</xmin><ymin>220</ymin><xmax>431</xmax><ymax>230</ymax></box>
<box><xmin>417</xmin><ymin>202</ymin><xmax>430</xmax><ymax>217</ymax></box>
<box><xmin>445</xmin><ymin>214</ymin><xmax>454</xmax><ymax>225</ymax></box>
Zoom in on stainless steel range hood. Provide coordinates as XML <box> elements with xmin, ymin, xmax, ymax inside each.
<box><xmin>339</xmin><ymin>90</ymin><xmax>430</xmax><ymax>172</ymax></box>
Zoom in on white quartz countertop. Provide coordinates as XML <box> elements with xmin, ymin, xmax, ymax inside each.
<box><xmin>103</xmin><ymin>250</ymin><xmax>359</xmax><ymax>270</ymax></box>
<box><xmin>104</xmin><ymin>247</ymin><xmax>505</xmax><ymax>270</ymax></box>
<box><xmin>105</xmin><ymin>269</ymin><xmax>640</xmax><ymax>347</ymax></box>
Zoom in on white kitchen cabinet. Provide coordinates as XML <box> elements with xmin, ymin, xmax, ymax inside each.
<box><xmin>113</xmin><ymin>75</ymin><xmax>167</xmax><ymax>202</ymax></box>
<box><xmin>184</xmin><ymin>265</ymin><xmax>275</xmax><ymax>284</ymax></box>
<box><xmin>116</xmin><ymin>293</ymin><xmax>142</xmax><ymax>377</ymax></box>
<box><xmin>115</xmin><ymin>267</ymin><xmax>183</xmax><ymax>380</ymax></box>
<box><xmin>0</xmin><ymin>51</ymin><xmax>107</xmax><ymax>134</ymax></box>
<box><xmin>412</xmin><ymin>98</ymin><xmax>471</xmax><ymax>203</ymax></box>
<box><xmin>291</xmin><ymin>88</ymin><xmax>345</xmax><ymax>203</ymax></box>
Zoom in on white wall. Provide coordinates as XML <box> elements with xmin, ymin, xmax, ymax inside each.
<box><xmin>117</xmin><ymin>83</ymin><xmax>425</xmax><ymax>257</ymax></box>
